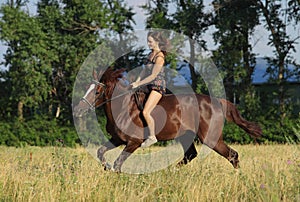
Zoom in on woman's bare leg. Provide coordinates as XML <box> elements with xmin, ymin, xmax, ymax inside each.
<box><xmin>141</xmin><ymin>90</ymin><xmax>162</xmax><ymax>148</ymax></box>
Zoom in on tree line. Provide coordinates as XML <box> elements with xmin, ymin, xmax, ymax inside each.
<box><xmin>0</xmin><ymin>0</ymin><xmax>299</xmax><ymax>146</ymax></box>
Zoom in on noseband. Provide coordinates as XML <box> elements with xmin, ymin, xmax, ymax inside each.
<box><xmin>81</xmin><ymin>79</ymin><xmax>137</xmax><ymax>111</ymax></box>
<box><xmin>81</xmin><ymin>80</ymin><xmax>106</xmax><ymax>111</ymax></box>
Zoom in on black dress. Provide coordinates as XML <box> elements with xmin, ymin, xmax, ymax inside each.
<box><xmin>144</xmin><ymin>52</ymin><xmax>166</xmax><ymax>95</ymax></box>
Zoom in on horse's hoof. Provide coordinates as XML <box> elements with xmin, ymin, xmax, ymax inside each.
<box><xmin>103</xmin><ymin>162</ymin><xmax>112</xmax><ymax>171</ymax></box>
<box><xmin>177</xmin><ymin>159</ymin><xmax>189</xmax><ymax>167</ymax></box>
<box><xmin>234</xmin><ymin>163</ymin><xmax>240</xmax><ymax>169</ymax></box>
<box><xmin>231</xmin><ymin>160</ymin><xmax>240</xmax><ymax>169</ymax></box>
<box><xmin>113</xmin><ymin>165</ymin><xmax>121</xmax><ymax>173</ymax></box>
<box><xmin>103</xmin><ymin>162</ymin><xmax>120</xmax><ymax>172</ymax></box>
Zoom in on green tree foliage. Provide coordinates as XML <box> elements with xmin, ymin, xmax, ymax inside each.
<box><xmin>142</xmin><ymin>0</ymin><xmax>173</xmax><ymax>29</ymax></box>
<box><xmin>286</xmin><ymin>0</ymin><xmax>300</xmax><ymax>24</ymax></box>
<box><xmin>255</xmin><ymin>0</ymin><xmax>300</xmax><ymax>122</ymax></box>
<box><xmin>0</xmin><ymin>0</ymin><xmax>135</xmax><ymax>121</ymax></box>
<box><xmin>0</xmin><ymin>116</ymin><xmax>78</xmax><ymax>147</ymax></box>
<box><xmin>37</xmin><ymin>0</ymin><xmax>109</xmax><ymax>122</ymax></box>
<box><xmin>0</xmin><ymin>0</ymin><xmax>135</xmax><ymax>146</ymax></box>
<box><xmin>0</xmin><ymin>1</ymin><xmax>52</xmax><ymax>120</ymax></box>
<box><xmin>103</xmin><ymin>0</ymin><xmax>143</xmax><ymax>70</ymax></box>
<box><xmin>212</xmin><ymin>0</ymin><xmax>259</xmax><ymax>105</ymax></box>
<box><xmin>171</xmin><ymin>0</ymin><xmax>212</xmax><ymax>91</ymax></box>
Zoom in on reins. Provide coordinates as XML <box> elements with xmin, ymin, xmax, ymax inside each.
<box><xmin>81</xmin><ymin>77</ymin><xmax>145</xmax><ymax>111</ymax></box>
<box><xmin>97</xmin><ymin>88</ymin><xmax>136</xmax><ymax>108</ymax></box>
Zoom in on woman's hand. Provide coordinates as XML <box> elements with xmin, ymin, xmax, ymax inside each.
<box><xmin>130</xmin><ymin>81</ymin><xmax>139</xmax><ymax>89</ymax></box>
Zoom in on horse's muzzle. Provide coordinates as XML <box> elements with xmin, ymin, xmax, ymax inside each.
<box><xmin>73</xmin><ymin>104</ymin><xmax>89</xmax><ymax>118</ymax></box>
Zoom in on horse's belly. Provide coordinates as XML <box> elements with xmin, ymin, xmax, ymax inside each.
<box><xmin>154</xmin><ymin>96</ymin><xmax>199</xmax><ymax>140</ymax></box>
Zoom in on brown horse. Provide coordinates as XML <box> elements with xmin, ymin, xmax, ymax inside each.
<box><xmin>73</xmin><ymin>68</ymin><xmax>262</xmax><ymax>172</ymax></box>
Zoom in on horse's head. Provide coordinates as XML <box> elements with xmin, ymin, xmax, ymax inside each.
<box><xmin>73</xmin><ymin>68</ymin><xmax>125</xmax><ymax>117</ymax></box>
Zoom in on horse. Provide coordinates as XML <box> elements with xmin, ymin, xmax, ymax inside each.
<box><xmin>73</xmin><ymin>68</ymin><xmax>262</xmax><ymax>172</ymax></box>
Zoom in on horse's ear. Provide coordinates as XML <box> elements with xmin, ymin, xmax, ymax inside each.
<box><xmin>113</xmin><ymin>68</ymin><xmax>126</xmax><ymax>79</ymax></box>
<box><xmin>119</xmin><ymin>68</ymin><xmax>126</xmax><ymax>78</ymax></box>
<box><xmin>93</xmin><ymin>69</ymin><xmax>98</xmax><ymax>80</ymax></box>
<box><xmin>119</xmin><ymin>68</ymin><xmax>126</xmax><ymax>73</ymax></box>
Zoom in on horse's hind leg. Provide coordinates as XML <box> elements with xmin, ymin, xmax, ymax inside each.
<box><xmin>213</xmin><ymin>140</ymin><xmax>240</xmax><ymax>168</ymax></box>
<box><xmin>197</xmin><ymin>128</ymin><xmax>239</xmax><ymax>168</ymax></box>
<box><xmin>197</xmin><ymin>108</ymin><xmax>240</xmax><ymax>168</ymax></box>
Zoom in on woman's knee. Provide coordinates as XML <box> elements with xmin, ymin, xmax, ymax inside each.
<box><xmin>142</xmin><ymin>109</ymin><xmax>151</xmax><ymax>120</ymax></box>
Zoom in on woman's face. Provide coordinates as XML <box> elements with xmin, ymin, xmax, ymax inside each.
<box><xmin>147</xmin><ymin>36</ymin><xmax>159</xmax><ymax>50</ymax></box>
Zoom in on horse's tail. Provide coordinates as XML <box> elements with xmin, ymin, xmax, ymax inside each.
<box><xmin>219</xmin><ymin>99</ymin><xmax>262</xmax><ymax>138</ymax></box>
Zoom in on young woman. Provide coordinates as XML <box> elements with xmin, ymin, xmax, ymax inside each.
<box><xmin>130</xmin><ymin>31</ymin><xmax>169</xmax><ymax>148</ymax></box>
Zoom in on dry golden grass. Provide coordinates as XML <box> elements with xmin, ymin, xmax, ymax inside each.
<box><xmin>0</xmin><ymin>144</ymin><xmax>299</xmax><ymax>202</ymax></box>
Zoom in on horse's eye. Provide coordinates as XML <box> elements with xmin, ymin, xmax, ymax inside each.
<box><xmin>95</xmin><ymin>92</ymin><xmax>100</xmax><ymax>95</ymax></box>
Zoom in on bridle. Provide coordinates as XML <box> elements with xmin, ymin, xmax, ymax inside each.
<box><xmin>81</xmin><ymin>80</ymin><xmax>106</xmax><ymax>111</ymax></box>
<box><xmin>80</xmin><ymin>79</ymin><xmax>136</xmax><ymax>111</ymax></box>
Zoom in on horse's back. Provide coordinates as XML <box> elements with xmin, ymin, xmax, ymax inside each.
<box><xmin>160</xmin><ymin>93</ymin><xmax>213</xmax><ymax>109</ymax></box>
<box><xmin>154</xmin><ymin>93</ymin><xmax>213</xmax><ymax>140</ymax></box>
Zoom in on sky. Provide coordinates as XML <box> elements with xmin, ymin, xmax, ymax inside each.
<box><xmin>0</xmin><ymin>0</ymin><xmax>299</xmax><ymax>69</ymax></box>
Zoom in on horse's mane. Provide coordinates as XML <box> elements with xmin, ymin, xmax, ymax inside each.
<box><xmin>100</xmin><ymin>67</ymin><xmax>126</xmax><ymax>97</ymax></box>
<box><xmin>100</xmin><ymin>67</ymin><xmax>124</xmax><ymax>84</ymax></box>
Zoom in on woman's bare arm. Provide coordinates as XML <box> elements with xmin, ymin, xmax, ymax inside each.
<box><xmin>131</xmin><ymin>56</ymin><xmax>164</xmax><ymax>88</ymax></box>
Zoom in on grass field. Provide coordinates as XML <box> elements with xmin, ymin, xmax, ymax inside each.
<box><xmin>0</xmin><ymin>144</ymin><xmax>299</xmax><ymax>202</ymax></box>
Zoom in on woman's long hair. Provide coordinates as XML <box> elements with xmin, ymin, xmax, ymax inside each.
<box><xmin>147</xmin><ymin>31</ymin><xmax>170</xmax><ymax>56</ymax></box>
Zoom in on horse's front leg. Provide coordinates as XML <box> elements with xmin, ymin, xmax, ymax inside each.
<box><xmin>176</xmin><ymin>132</ymin><xmax>198</xmax><ymax>166</ymax></box>
<box><xmin>97</xmin><ymin>139</ymin><xmax>122</xmax><ymax>170</ymax></box>
<box><xmin>113</xmin><ymin>139</ymin><xmax>142</xmax><ymax>172</ymax></box>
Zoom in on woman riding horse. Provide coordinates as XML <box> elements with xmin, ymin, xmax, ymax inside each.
<box><xmin>131</xmin><ymin>31</ymin><xmax>170</xmax><ymax>148</ymax></box>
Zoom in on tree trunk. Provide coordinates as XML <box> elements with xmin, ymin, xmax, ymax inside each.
<box><xmin>278</xmin><ymin>61</ymin><xmax>286</xmax><ymax>124</ymax></box>
<box><xmin>257</xmin><ymin>0</ymin><xmax>290</xmax><ymax>123</ymax></box>
<box><xmin>55</xmin><ymin>104</ymin><xmax>61</xmax><ymax>118</ymax></box>
<box><xmin>18</xmin><ymin>100</ymin><xmax>24</xmax><ymax>121</ymax></box>
<box><xmin>188</xmin><ymin>37</ymin><xmax>197</xmax><ymax>91</ymax></box>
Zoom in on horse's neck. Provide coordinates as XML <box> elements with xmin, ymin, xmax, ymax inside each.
<box><xmin>103</xmin><ymin>85</ymin><xmax>118</xmax><ymax>123</ymax></box>
<box><xmin>103</xmin><ymin>93</ymin><xmax>132</xmax><ymax>124</ymax></box>
<box><xmin>104</xmin><ymin>102</ymin><xmax>113</xmax><ymax>123</ymax></box>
